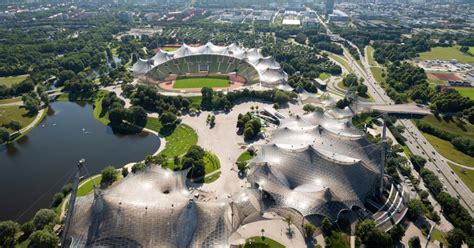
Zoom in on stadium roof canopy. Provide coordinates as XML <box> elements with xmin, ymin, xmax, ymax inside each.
<box><xmin>132</xmin><ymin>42</ymin><xmax>290</xmax><ymax>89</ymax></box>
<box><xmin>248</xmin><ymin>112</ymin><xmax>382</xmax><ymax>221</ymax></box>
<box><xmin>67</xmin><ymin>166</ymin><xmax>261</xmax><ymax>247</ymax></box>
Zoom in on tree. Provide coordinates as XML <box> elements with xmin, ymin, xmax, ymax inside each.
<box><xmin>410</xmin><ymin>155</ymin><xmax>427</xmax><ymax>170</ymax></box>
<box><xmin>127</xmin><ymin>106</ymin><xmax>147</xmax><ymax>126</ymax></box>
<box><xmin>274</xmin><ymin>91</ymin><xmax>290</xmax><ymax>105</ymax></box>
<box><xmin>343</xmin><ymin>73</ymin><xmax>358</xmax><ymax>87</ymax></box>
<box><xmin>0</xmin><ymin>127</ymin><xmax>10</xmax><ymax>143</ymax></box>
<box><xmin>389</xmin><ymin>224</ymin><xmax>405</xmax><ymax>244</ymax></box>
<box><xmin>356</xmin><ymin>85</ymin><xmax>368</xmax><ymax>96</ymax></box>
<box><xmin>0</xmin><ymin>221</ymin><xmax>19</xmax><ymax>247</ymax></box>
<box><xmin>459</xmin><ymin>46</ymin><xmax>469</xmax><ymax>53</ymax></box>
<box><xmin>355</xmin><ymin>219</ymin><xmax>393</xmax><ymax>248</ymax></box>
<box><xmin>29</xmin><ymin>229</ymin><xmax>59</xmax><ymax>248</ymax></box>
<box><xmin>407</xmin><ymin>199</ymin><xmax>424</xmax><ymax>220</ymax></box>
<box><xmin>131</xmin><ymin>163</ymin><xmax>146</xmax><ymax>173</ymax></box>
<box><xmin>108</xmin><ymin>107</ymin><xmax>125</xmax><ymax>124</ymax></box>
<box><xmin>446</xmin><ymin>228</ymin><xmax>466</xmax><ymax>248</ymax></box>
<box><xmin>160</xmin><ymin>111</ymin><xmax>177</xmax><ymax>126</ymax></box>
<box><xmin>303</xmin><ymin>104</ymin><xmax>316</xmax><ymax>113</ymax></box>
<box><xmin>21</xmin><ymin>221</ymin><xmax>35</xmax><ymax>240</ymax></box>
<box><xmin>32</xmin><ymin>209</ymin><xmax>56</xmax><ymax>230</ymax></box>
<box><xmin>321</xmin><ymin>217</ymin><xmax>332</xmax><ymax>235</ymax></box>
<box><xmin>51</xmin><ymin>192</ymin><xmax>64</xmax><ymax>208</ymax></box>
<box><xmin>408</xmin><ymin>237</ymin><xmax>421</xmax><ymax>248</ymax></box>
<box><xmin>100</xmin><ymin>166</ymin><xmax>118</xmax><ymax>186</ymax></box>
<box><xmin>304</xmin><ymin>223</ymin><xmax>316</xmax><ymax>238</ymax></box>
<box><xmin>243</xmin><ymin>127</ymin><xmax>255</xmax><ymax>141</ymax></box>
<box><xmin>122</xmin><ymin>167</ymin><xmax>129</xmax><ymax>178</ymax></box>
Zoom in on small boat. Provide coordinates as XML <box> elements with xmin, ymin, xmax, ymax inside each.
<box><xmin>52</xmin><ymin>123</ymin><xmax>57</xmax><ymax>126</ymax></box>
<box><xmin>82</xmin><ymin>128</ymin><xmax>86</xmax><ymax>132</ymax></box>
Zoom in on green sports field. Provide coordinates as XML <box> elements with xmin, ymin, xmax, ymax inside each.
<box><xmin>454</xmin><ymin>87</ymin><xmax>474</xmax><ymax>100</ymax></box>
<box><xmin>417</xmin><ymin>46</ymin><xmax>474</xmax><ymax>65</ymax></box>
<box><xmin>173</xmin><ymin>76</ymin><xmax>229</xmax><ymax>88</ymax></box>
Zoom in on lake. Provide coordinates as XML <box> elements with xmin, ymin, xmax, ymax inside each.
<box><xmin>0</xmin><ymin>101</ymin><xmax>160</xmax><ymax>222</ymax></box>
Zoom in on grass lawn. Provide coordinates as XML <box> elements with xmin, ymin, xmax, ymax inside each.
<box><xmin>422</xmin><ymin>133</ymin><xmax>474</xmax><ymax>167</ymax></box>
<box><xmin>428</xmin><ymin>78</ymin><xmax>446</xmax><ymax>85</ymax></box>
<box><xmin>417</xmin><ymin>46</ymin><xmax>474</xmax><ymax>65</ymax></box>
<box><xmin>245</xmin><ymin>236</ymin><xmax>285</xmax><ymax>248</ymax></box>
<box><xmin>173</xmin><ymin>76</ymin><xmax>229</xmax><ymax>89</ymax></box>
<box><xmin>454</xmin><ymin>87</ymin><xmax>474</xmax><ymax>100</ymax></box>
<box><xmin>77</xmin><ymin>176</ymin><xmax>102</xmax><ymax>197</ymax></box>
<box><xmin>419</xmin><ymin>115</ymin><xmax>474</xmax><ymax>139</ymax></box>
<box><xmin>469</xmin><ymin>46</ymin><xmax>474</xmax><ymax>55</ymax></box>
<box><xmin>187</xmin><ymin>96</ymin><xmax>202</xmax><ymax>109</ymax></box>
<box><xmin>204</xmin><ymin>171</ymin><xmax>221</xmax><ymax>183</ymax></box>
<box><xmin>162</xmin><ymin>47</ymin><xmax>178</xmax><ymax>52</ymax></box>
<box><xmin>0</xmin><ymin>74</ymin><xmax>28</xmax><ymax>87</ymax></box>
<box><xmin>92</xmin><ymin>90</ymin><xmax>110</xmax><ymax>125</ymax></box>
<box><xmin>367</xmin><ymin>46</ymin><xmax>377</xmax><ymax>67</ymax></box>
<box><xmin>0</xmin><ymin>105</ymin><xmax>35</xmax><ymax>133</ymax></box>
<box><xmin>319</xmin><ymin>72</ymin><xmax>331</xmax><ymax>81</ymax></box>
<box><xmin>0</xmin><ymin>97</ymin><xmax>21</xmax><ymax>104</ymax></box>
<box><xmin>448</xmin><ymin>162</ymin><xmax>474</xmax><ymax>192</ymax></box>
<box><xmin>159</xmin><ymin>124</ymin><xmax>198</xmax><ymax>158</ymax></box>
<box><xmin>329</xmin><ymin>54</ymin><xmax>352</xmax><ymax>73</ymax></box>
<box><xmin>145</xmin><ymin>117</ymin><xmax>162</xmax><ymax>132</ymax></box>
<box><xmin>370</xmin><ymin>66</ymin><xmax>384</xmax><ymax>84</ymax></box>
<box><xmin>203</xmin><ymin>152</ymin><xmax>221</xmax><ymax>174</ymax></box>
<box><xmin>431</xmin><ymin>229</ymin><xmax>447</xmax><ymax>245</ymax></box>
<box><xmin>237</xmin><ymin>151</ymin><xmax>254</xmax><ymax>162</ymax></box>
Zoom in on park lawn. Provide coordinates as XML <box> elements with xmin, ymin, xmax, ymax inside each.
<box><xmin>159</xmin><ymin>124</ymin><xmax>198</xmax><ymax>158</ymax></box>
<box><xmin>469</xmin><ymin>46</ymin><xmax>474</xmax><ymax>55</ymax></box>
<box><xmin>367</xmin><ymin>45</ymin><xmax>377</xmax><ymax>67</ymax></box>
<box><xmin>204</xmin><ymin>171</ymin><xmax>221</xmax><ymax>183</ymax></box>
<box><xmin>319</xmin><ymin>72</ymin><xmax>331</xmax><ymax>81</ymax></box>
<box><xmin>187</xmin><ymin>96</ymin><xmax>202</xmax><ymax>109</ymax></box>
<box><xmin>203</xmin><ymin>152</ymin><xmax>221</xmax><ymax>174</ymax></box>
<box><xmin>173</xmin><ymin>77</ymin><xmax>229</xmax><ymax>89</ymax></box>
<box><xmin>419</xmin><ymin>115</ymin><xmax>474</xmax><ymax>139</ymax></box>
<box><xmin>0</xmin><ymin>74</ymin><xmax>28</xmax><ymax>87</ymax></box>
<box><xmin>422</xmin><ymin>133</ymin><xmax>474</xmax><ymax>167</ymax></box>
<box><xmin>417</xmin><ymin>46</ymin><xmax>474</xmax><ymax>65</ymax></box>
<box><xmin>245</xmin><ymin>236</ymin><xmax>285</xmax><ymax>248</ymax></box>
<box><xmin>431</xmin><ymin>229</ymin><xmax>448</xmax><ymax>245</ymax></box>
<box><xmin>0</xmin><ymin>105</ymin><xmax>35</xmax><ymax>132</ymax></box>
<box><xmin>0</xmin><ymin>97</ymin><xmax>21</xmax><ymax>104</ymax></box>
<box><xmin>454</xmin><ymin>87</ymin><xmax>474</xmax><ymax>100</ymax></box>
<box><xmin>162</xmin><ymin>47</ymin><xmax>178</xmax><ymax>52</ymax></box>
<box><xmin>428</xmin><ymin>78</ymin><xmax>445</xmax><ymax>85</ymax></box>
<box><xmin>237</xmin><ymin>151</ymin><xmax>254</xmax><ymax>162</ymax></box>
<box><xmin>92</xmin><ymin>90</ymin><xmax>110</xmax><ymax>125</ymax></box>
<box><xmin>448</xmin><ymin>162</ymin><xmax>474</xmax><ymax>192</ymax></box>
<box><xmin>329</xmin><ymin>54</ymin><xmax>352</xmax><ymax>73</ymax></box>
<box><xmin>77</xmin><ymin>176</ymin><xmax>102</xmax><ymax>197</ymax></box>
<box><xmin>145</xmin><ymin>117</ymin><xmax>162</xmax><ymax>132</ymax></box>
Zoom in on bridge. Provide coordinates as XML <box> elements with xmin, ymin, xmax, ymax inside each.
<box><xmin>355</xmin><ymin>103</ymin><xmax>432</xmax><ymax>115</ymax></box>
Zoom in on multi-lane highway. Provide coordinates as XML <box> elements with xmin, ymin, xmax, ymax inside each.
<box><xmin>317</xmin><ymin>14</ymin><xmax>474</xmax><ymax>214</ymax></box>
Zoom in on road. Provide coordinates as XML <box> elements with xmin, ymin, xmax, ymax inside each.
<box><xmin>318</xmin><ymin>14</ymin><xmax>474</xmax><ymax>214</ymax></box>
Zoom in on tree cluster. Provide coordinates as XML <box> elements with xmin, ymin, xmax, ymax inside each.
<box><xmin>237</xmin><ymin>112</ymin><xmax>262</xmax><ymax>141</ymax></box>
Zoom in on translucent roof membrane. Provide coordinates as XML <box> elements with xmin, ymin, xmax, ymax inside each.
<box><xmin>248</xmin><ymin>113</ymin><xmax>382</xmax><ymax>221</ymax></box>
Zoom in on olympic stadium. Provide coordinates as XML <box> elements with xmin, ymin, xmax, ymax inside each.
<box><xmin>131</xmin><ymin>42</ymin><xmax>292</xmax><ymax>91</ymax></box>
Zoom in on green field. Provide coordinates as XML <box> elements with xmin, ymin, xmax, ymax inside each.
<box><xmin>237</xmin><ymin>151</ymin><xmax>254</xmax><ymax>162</ymax></box>
<box><xmin>422</xmin><ymin>133</ymin><xmax>474</xmax><ymax>167</ymax></box>
<box><xmin>419</xmin><ymin>115</ymin><xmax>474</xmax><ymax>139</ymax></box>
<box><xmin>92</xmin><ymin>90</ymin><xmax>110</xmax><ymax>125</ymax></box>
<box><xmin>77</xmin><ymin>176</ymin><xmax>102</xmax><ymax>197</ymax></box>
<box><xmin>469</xmin><ymin>46</ymin><xmax>474</xmax><ymax>55</ymax></box>
<box><xmin>173</xmin><ymin>76</ymin><xmax>229</xmax><ymax>89</ymax></box>
<box><xmin>417</xmin><ymin>46</ymin><xmax>474</xmax><ymax>65</ymax></box>
<box><xmin>319</xmin><ymin>72</ymin><xmax>331</xmax><ymax>80</ymax></box>
<box><xmin>245</xmin><ymin>236</ymin><xmax>285</xmax><ymax>248</ymax></box>
<box><xmin>431</xmin><ymin>229</ymin><xmax>448</xmax><ymax>245</ymax></box>
<box><xmin>0</xmin><ymin>74</ymin><xmax>28</xmax><ymax>87</ymax></box>
<box><xmin>162</xmin><ymin>47</ymin><xmax>178</xmax><ymax>52</ymax></box>
<box><xmin>0</xmin><ymin>105</ymin><xmax>35</xmax><ymax>133</ymax></box>
<box><xmin>204</xmin><ymin>171</ymin><xmax>221</xmax><ymax>183</ymax></box>
<box><xmin>448</xmin><ymin>162</ymin><xmax>474</xmax><ymax>192</ymax></box>
<box><xmin>159</xmin><ymin>124</ymin><xmax>198</xmax><ymax>158</ymax></box>
<box><xmin>454</xmin><ymin>87</ymin><xmax>474</xmax><ymax>100</ymax></box>
<box><xmin>367</xmin><ymin>46</ymin><xmax>377</xmax><ymax>67</ymax></box>
<box><xmin>329</xmin><ymin>54</ymin><xmax>352</xmax><ymax>73</ymax></box>
<box><xmin>370</xmin><ymin>67</ymin><xmax>384</xmax><ymax>84</ymax></box>
<box><xmin>0</xmin><ymin>97</ymin><xmax>21</xmax><ymax>104</ymax></box>
<box><xmin>203</xmin><ymin>152</ymin><xmax>221</xmax><ymax>174</ymax></box>
<box><xmin>145</xmin><ymin>117</ymin><xmax>162</xmax><ymax>132</ymax></box>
